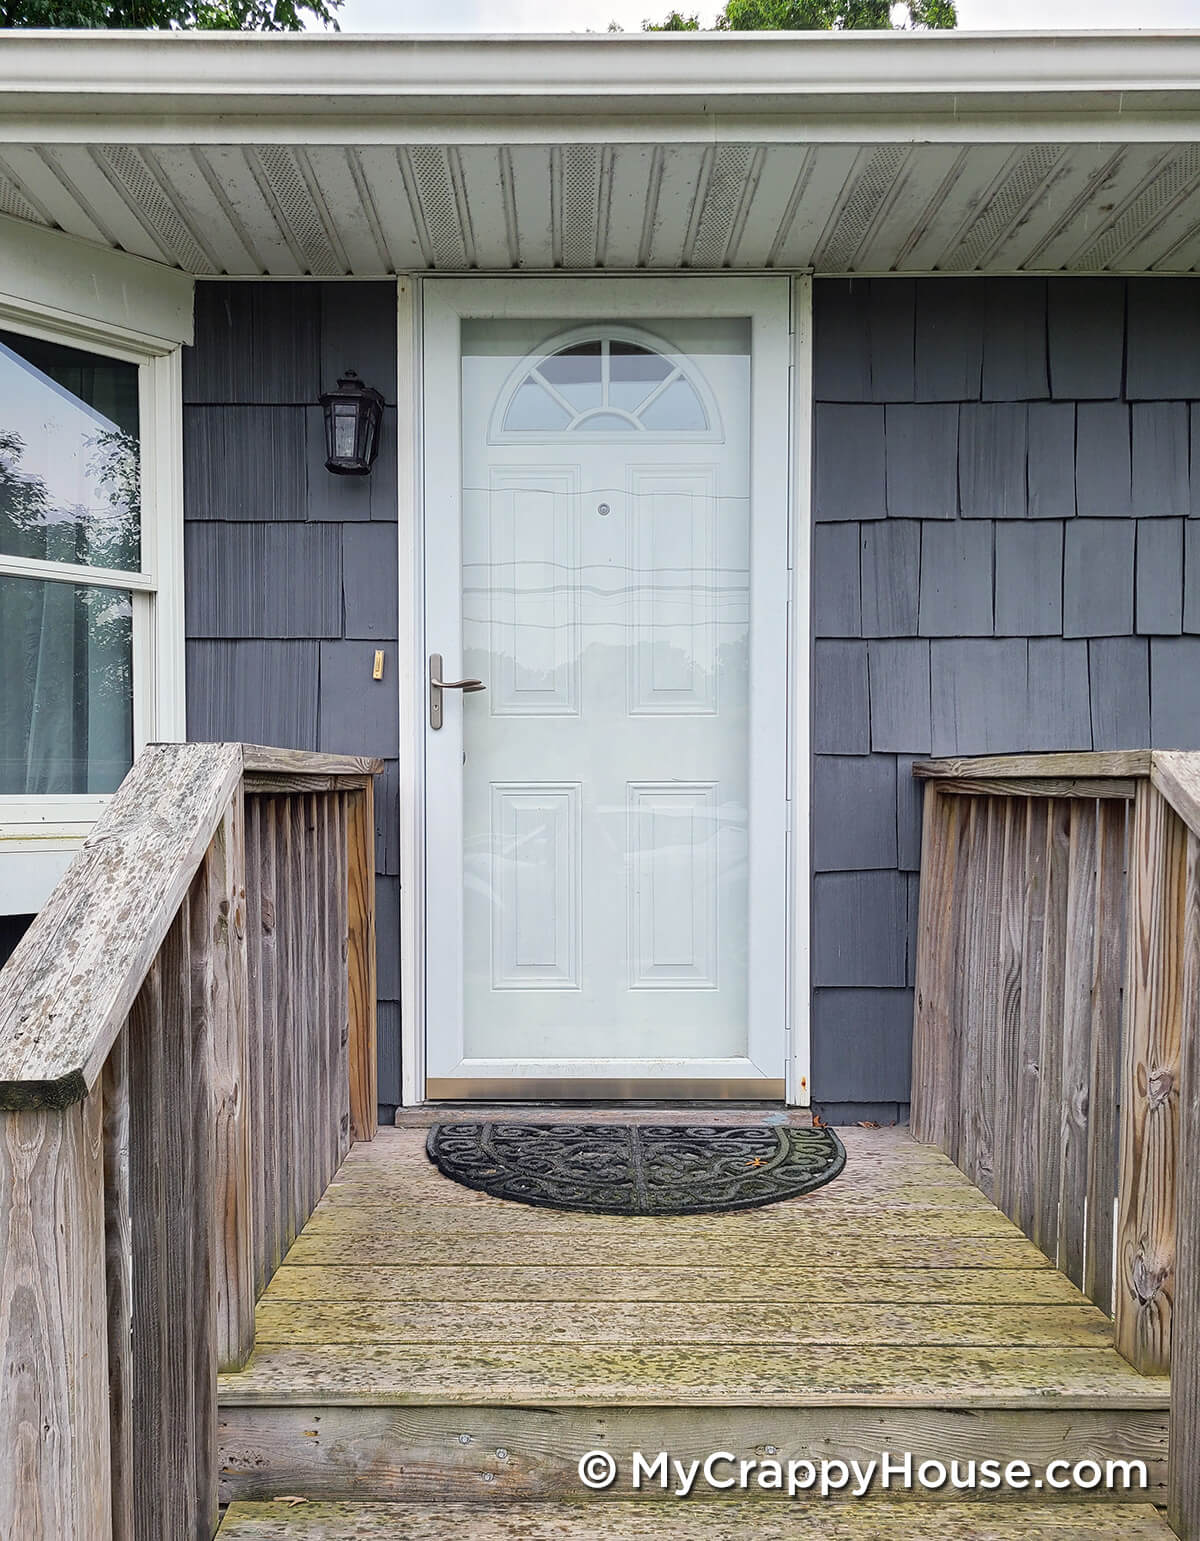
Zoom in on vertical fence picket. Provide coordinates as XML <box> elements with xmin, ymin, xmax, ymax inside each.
<box><xmin>1033</xmin><ymin>799</ymin><xmax>1070</xmax><ymax>1265</ymax></box>
<box><xmin>1084</xmin><ymin>799</ymin><xmax>1126</xmax><ymax>1315</ymax></box>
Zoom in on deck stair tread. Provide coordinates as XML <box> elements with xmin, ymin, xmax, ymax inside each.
<box><xmin>216</xmin><ymin>1500</ymin><xmax>1176</xmax><ymax>1539</ymax></box>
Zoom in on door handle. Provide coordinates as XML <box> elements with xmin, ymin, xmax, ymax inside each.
<box><xmin>429</xmin><ymin>652</ymin><xmax>486</xmax><ymax>730</ymax></box>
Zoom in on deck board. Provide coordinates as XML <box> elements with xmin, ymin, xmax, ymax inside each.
<box><xmin>220</xmin><ymin>1125</ymin><xmax>1168</xmax><ymax>1411</ymax></box>
<box><xmin>217</xmin><ymin>1500</ymin><xmax>1177</xmax><ymax>1539</ymax></box>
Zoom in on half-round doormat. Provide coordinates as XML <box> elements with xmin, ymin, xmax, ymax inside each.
<box><xmin>426</xmin><ymin>1122</ymin><xmax>846</xmax><ymax>1215</ymax></box>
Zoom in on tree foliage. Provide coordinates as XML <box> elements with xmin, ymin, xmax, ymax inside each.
<box><xmin>0</xmin><ymin>0</ymin><xmax>340</xmax><ymax>28</ymax></box>
<box><xmin>639</xmin><ymin>0</ymin><xmax>955</xmax><ymax>29</ymax></box>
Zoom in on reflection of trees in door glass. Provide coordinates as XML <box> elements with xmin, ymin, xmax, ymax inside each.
<box><xmin>501</xmin><ymin>336</ymin><xmax>708</xmax><ymax>436</ymax></box>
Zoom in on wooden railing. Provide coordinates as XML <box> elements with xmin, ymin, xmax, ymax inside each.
<box><xmin>0</xmin><ymin>742</ymin><xmax>381</xmax><ymax>1541</ymax></box>
<box><xmin>909</xmin><ymin>750</ymin><xmax>1200</xmax><ymax>1540</ymax></box>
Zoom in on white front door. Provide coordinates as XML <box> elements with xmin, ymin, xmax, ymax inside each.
<box><xmin>423</xmin><ymin>278</ymin><xmax>791</xmax><ymax>1099</ymax></box>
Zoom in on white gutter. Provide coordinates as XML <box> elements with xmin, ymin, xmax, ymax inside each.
<box><xmin>0</xmin><ymin>30</ymin><xmax>1199</xmax><ymax>141</ymax></box>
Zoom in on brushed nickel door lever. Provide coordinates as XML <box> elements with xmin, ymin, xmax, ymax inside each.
<box><xmin>429</xmin><ymin>652</ymin><xmax>485</xmax><ymax>730</ymax></box>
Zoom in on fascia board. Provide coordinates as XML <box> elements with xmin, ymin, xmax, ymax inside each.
<box><xmin>1</xmin><ymin>31</ymin><xmax>1200</xmax><ymax>138</ymax></box>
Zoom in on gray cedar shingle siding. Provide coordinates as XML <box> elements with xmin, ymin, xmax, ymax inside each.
<box><xmin>811</xmin><ymin>276</ymin><xmax>1200</xmax><ymax>1121</ymax></box>
<box><xmin>183</xmin><ymin>281</ymin><xmax>402</xmax><ymax>1112</ymax></box>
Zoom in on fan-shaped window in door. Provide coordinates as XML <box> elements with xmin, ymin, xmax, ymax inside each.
<box><xmin>492</xmin><ymin>328</ymin><xmax>721</xmax><ymax>442</ymax></box>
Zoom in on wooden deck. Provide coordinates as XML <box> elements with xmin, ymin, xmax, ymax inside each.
<box><xmin>217</xmin><ymin>1499</ymin><xmax>1176</xmax><ymax>1538</ymax></box>
<box><xmin>217</xmin><ymin>1121</ymin><xmax>1168</xmax><ymax>1519</ymax></box>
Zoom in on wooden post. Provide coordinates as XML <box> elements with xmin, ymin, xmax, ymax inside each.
<box><xmin>347</xmin><ymin>778</ymin><xmax>379</xmax><ymax>1142</ymax></box>
<box><xmin>1169</xmin><ymin>827</ymin><xmax>1200</xmax><ymax>1538</ymax></box>
<box><xmin>910</xmin><ymin>783</ymin><xmax>961</xmax><ymax>1152</ymax></box>
<box><xmin>0</xmin><ymin>1094</ymin><xmax>112</xmax><ymax>1540</ymax></box>
<box><xmin>1115</xmin><ymin>780</ymin><xmax>1186</xmax><ymax>1374</ymax></box>
<box><xmin>208</xmin><ymin>790</ymin><xmax>254</xmax><ymax>1373</ymax></box>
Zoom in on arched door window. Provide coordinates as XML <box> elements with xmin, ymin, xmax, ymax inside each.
<box><xmin>490</xmin><ymin>327</ymin><xmax>723</xmax><ymax>443</ymax></box>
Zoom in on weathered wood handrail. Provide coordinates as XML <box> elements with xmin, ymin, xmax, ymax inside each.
<box><xmin>910</xmin><ymin>749</ymin><xmax>1200</xmax><ymax>1541</ymax></box>
<box><xmin>0</xmin><ymin>742</ymin><xmax>381</xmax><ymax>1540</ymax></box>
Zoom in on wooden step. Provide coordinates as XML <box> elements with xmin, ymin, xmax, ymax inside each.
<box><xmin>218</xmin><ymin>1126</ymin><xmax>1170</xmax><ymax>1510</ymax></box>
<box><xmin>216</xmin><ymin>1499</ymin><xmax>1176</xmax><ymax>1539</ymax></box>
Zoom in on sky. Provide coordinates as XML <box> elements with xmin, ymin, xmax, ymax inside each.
<box><xmin>329</xmin><ymin>0</ymin><xmax>1200</xmax><ymax>31</ymax></box>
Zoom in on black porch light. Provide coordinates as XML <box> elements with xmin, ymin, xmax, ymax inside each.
<box><xmin>319</xmin><ymin>370</ymin><xmax>384</xmax><ymax>476</ymax></box>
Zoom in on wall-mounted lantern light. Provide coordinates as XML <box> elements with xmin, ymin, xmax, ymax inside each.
<box><xmin>319</xmin><ymin>370</ymin><xmax>384</xmax><ymax>476</ymax></box>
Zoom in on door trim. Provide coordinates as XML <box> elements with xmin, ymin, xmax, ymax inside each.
<box><xmin>396</xmin><ymin>273</ymin><xmax>813</xmax><ymax>1107</ymax></box>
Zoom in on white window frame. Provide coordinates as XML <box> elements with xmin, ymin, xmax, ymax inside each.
<box><xmin>0</xmin><ymin>299</ymin><xmax>185</xmax><ymax>895</ymax></box>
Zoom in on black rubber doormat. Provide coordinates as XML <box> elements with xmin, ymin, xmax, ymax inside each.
<box><xmin>426</xmin><ymin>1122</ymin><xmax>846</xmax><ymax>1215</ymax></box>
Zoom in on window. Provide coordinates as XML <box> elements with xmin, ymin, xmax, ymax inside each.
<box><xmin>493</xmin><ymin>329</ymin><xmax>719</xmax><ymax>442</ymax></box>
<box><xmin>0</xmin><ymin>321</ymin><xmax>183</xmax><ymax>810</ymax></box>
<box><xmin>0</xmin><ymin>333</ymin><xmax>141</xmax><ymax>795</ymax></box>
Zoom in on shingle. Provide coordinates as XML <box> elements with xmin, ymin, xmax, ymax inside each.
<box><xmin>185</xmin><ymin>282</ymin><xmax>321</xmax><ymax>405</ymax></box>
<box><xmin>185</xmin><ymin>640</ymin><xmax>319</xmax><ymax>749</ymax></box>
<box><xmin>184</xmin><ymin>405</ymin><xmax>307</xmax><ymax>521</ymax></box>
<box><xmin>812</xmin><ymin>755</ymin><xmax>898</xmax><ymax>871</ymax></box>
<box><xmin>374</xmin><ymin>759</ymin><xmax>402</xmax><ymax>876</ymax></box>
<box><xmin>1132</xmin><ymin>403</ymin><xmax>1190</xmax><ymax>518</ymax></box>
<box><xmin>861</xmin><ymin>520</ymin><xmax>921</xmax><ymax>638</ymax></box>
<box><xmin>813</xmin><ymin>279</ymin><xmax>871</xmax><ymax>402</ymax></box>
<box><xmin>959</xmin><ymin>403</ymin><xmax>1028</xmax><ymax>520</ymax></box>
<box><xmin>896</xmin><ymin>754</ymin><xmax>925</xmax><ymax>872</ymax></box>
<box><xmin>1151</xmin><ymin>638</ymin><xmax>1200</xmax><ymax>748</ymax></box>
<box><xmin>812</xmin><ymin>872</ymin><xmax>909</xmax><ymax>987</ymax></box>
<box><xmin>982</xmin><ymin>277</ymin><xmax>1049</xmax><ymax>401</ymax></box>
<box><xmin>868</xmin><ymin>278</ymin><xmax>916</xmax><ymax>403</ymax></box>
<box><xmin>320</xmin><ymin>282</ymin><xmax>399</xmax><ymax>406</ymax></box>
<box><xmin>183</xmin><ymin>283</ymin><xmax>255</xmax><ymax>404</ymax></box>
<box><xmin>1063</xmin><ymin>520</ymin><xmax>1135</xmax><ymax>638</ymax></box>
<box><xmin>811</xmin><ymin>988</ymin><xmax>914</xmax><ymax>1101</ymax></box>
<box><xmin>930</xmin><ymin>639</ymin><xmax>1028</xmax><ymax>756</ymax></box>
<box><xmin>918</xmin><ymin>521</ymin><xmax>993</xmax><ymax>638</ymax></box>
<box><xmin>814</xmin><ymin>404</ymin><xmax>887</xmax><ymax>521</ymax></box>
<box><xmin>318</xmin><ymin>640</ymin><xmax>401</xmax><ymax>758</ymax></box>
<box><xmin>1089</xmin><ymin>638</ymin><xmax>1150</xmax><ymax>750</ymax></box>
<box><xmin>377</xmin><ymin>1001</ymin><xmax>402</xmax><ymax>1105</ymax></box>
<box><xmin>813</xmin><ymin>523</ymin><xmax>862</xmax><ymax>638</ymax></box>
<box><xmin>1027</xmin><ymin>402</ymin><xmax>1077</xmax><ymax>520</ymax></box>
<box><xmin>868</xmin><ymin>640</ymin><xmax>931</xmax><ymax>753</ymax></box>
<box><xmin>185</xmin><ymin>523</ymin><xmax>342</xmax><ymax>638</ymax></box>
<box><xmin>914</xmin><ymin>278</ymin><xmax>984</xmax><ymax>402</ymax></box>
<box><xmin>994</xmin><ymin>521</ymin><xmax>1063</xmax><ymax>637</ymax></box>
<box><xmin>1137</xmin><ymin>519</ymin><xmax>1184</xmax><ymax>636</ymax></box>
<box><xmin>885</xmin><ymin>404</ymin><xmax>958</xmax><ymax>519</ymax></box>
<box><xmin>1191</xmin><ymin>407</ymin><xmax>1200</xmax><ymax>519</ymax></box>
<box><xmin>907</xmin><ymin>871</ymin><xmax>921</xmax><ymax>987</ymax></box>
<box><xmin>1047</xmin><ymin>277</ymin><xmax>1125</xmax><ymax>400</ymax></box>
<box><xmin>1186</xmin><ymin>523</ymin><xmax>1200</xmax><ymax>633</ymax></box>
<box><xmin>1076</xmin><ymin>403</ymin><xmax>1132</xmax><ymax>519</ymax></box>
<box><xmin>374</xmin><ymin>876</ymin><xmax>401</xmax><ymax>1000</ymax></box>
<box><xmin>343</xmin><ymin>523</ymin><xmax>400</xmax><ymax>641</ymax></box>
<box><xmin>1127</xmin><ymin>279</ymin><xmax>1200</xmax><ymax>400</ymax></box>
<box><xmin>813</xmin><ymin>641</ymin><xmax>870</xmax><ymax>754</ymax></box>
<box><xmin>1026</xmin><ymin>639</ymin><xmax>1092</xmax><ymax>751</ymax></box>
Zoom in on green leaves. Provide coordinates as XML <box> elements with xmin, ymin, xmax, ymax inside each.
<box><xmin>0</xmin><ymin>0</ymin><xmax>341</xmax><ymax>29</ymax></box>
<box><xmin>637</xmin><ymin>0</ymin><xmax>957</xmax><ymax>29</ymax></box>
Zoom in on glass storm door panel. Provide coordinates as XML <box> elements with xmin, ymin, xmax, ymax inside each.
<box><xmin>423</xmin><ymin>282</ymin><xmax>790</xmax><ymax>1097</ymax></box>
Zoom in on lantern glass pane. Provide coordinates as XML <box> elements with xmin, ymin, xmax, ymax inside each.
<box><xmin>333</xmin><ymin>404</ymin><xmax>357</xmax><ymax>461</ymax></box>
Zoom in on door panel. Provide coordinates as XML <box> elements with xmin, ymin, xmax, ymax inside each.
<box><xmin>423</xmin><ymin>282</ymin><xmax>790</xmax><ymax>1098</ymax></box>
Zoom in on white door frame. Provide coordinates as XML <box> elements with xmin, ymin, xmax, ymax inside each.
<box><xmin>395</xmin><ymin>272</ymin><xmax>812</xmax><ymax>1106</ymax></box>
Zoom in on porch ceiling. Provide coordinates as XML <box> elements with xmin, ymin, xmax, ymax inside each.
<box><xmin>2</xmin><ymin>33</ymin><xmax>1200</xmax><ymax>276</ymax></box>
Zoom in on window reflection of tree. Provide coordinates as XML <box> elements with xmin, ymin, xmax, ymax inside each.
<box><xmin>0</xmin><ymin>422</ymin><xmax>137</xmax><ymax>795</ymax></box>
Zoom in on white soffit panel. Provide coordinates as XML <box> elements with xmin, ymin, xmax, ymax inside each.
<box><xmin>1</xmin><ymin>34</ymin><xmax>1200</xmax><ymax>275</ymax></box>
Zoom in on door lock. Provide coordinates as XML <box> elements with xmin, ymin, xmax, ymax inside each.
<box><xmin>429</xmin><ymin>652</ymin><xmax>485</xmax><ymax>730</ymax></box>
